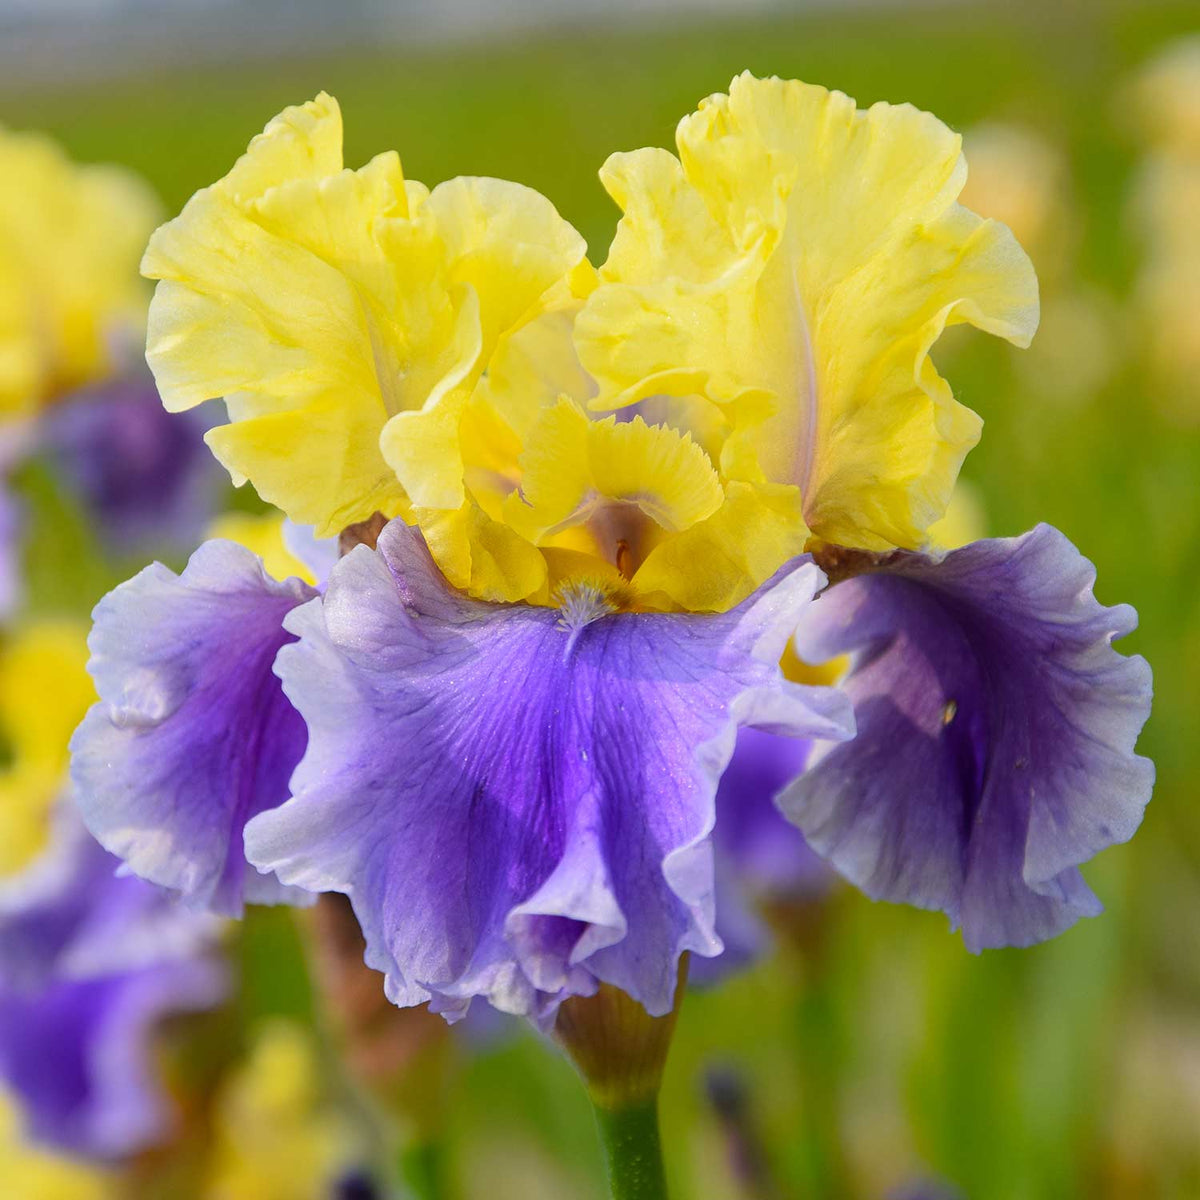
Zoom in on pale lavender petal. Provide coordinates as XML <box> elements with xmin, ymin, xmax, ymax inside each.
<box><xmin>70</xmin><ymin>540</ymin><xmax>318</xmax><ymax>916</ymax></box>
<box><xmin>246</xmin><ymin>521</ymin><xmax>853</xmax><ymax>1023</ymax></box>
<box><xmin>282</xmin><ymin>519</ymin><xmax>339</xmax><ymax>588</ymax></box>
<box><xmin>783</xmin><ymin>524</ymin><xmax>1154</xmax><ymax>951</ymax></box>
<box><xmin>0</xmin><ymin>955</ymin><xmax>225</xmax><ymax>1159</ymax></box>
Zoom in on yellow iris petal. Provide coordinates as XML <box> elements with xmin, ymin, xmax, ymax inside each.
<box><xmin>0</xmin><ymin>128</ymin><xmax>159</xmax><ymax>420</ymax></box>
<box><xmin>207</xmin><ymin>511</ymin><xmax>316</xmax><ymax>585</ymax></box>
<box><xmin>204</xmin><ymin>1022</ymin><xmax>352</xmax><ymax>1200</ymax></box>
<box><xmin>143</xmin><ymin>94</ymin><xmax>587</xmax><ymax>538</ymax></box>
<box><xmin>503</xmin><ymin>399</ymin><xmax>724</xmax><ymax>552</ymax></box>
<box><xmin>576</xmin><ymin>72</ymin><xmax>1039</xmax><ymax>551</ymax></box>
<box><xmin>633</xmin><ymin>481</ymin><xmax>807</xmax><ymax>613</ymax></box>
<box><xmin>413</xmin><ymin>499</ymin><xmax>548</xmax><ymax>604</ymax></box>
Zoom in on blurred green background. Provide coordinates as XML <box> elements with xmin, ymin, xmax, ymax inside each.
<box><xmin>4</xmin><ymin>1</ymin><xmax>1198</xmax><ymax>1196</ymax></box>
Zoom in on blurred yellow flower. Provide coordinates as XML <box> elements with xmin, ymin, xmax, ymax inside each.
<box><xmin>958</xmin><ymin>123</ymin><xmax>1071</xmax><ymax>282</ymax></box>
<box><xmin>1128</xmin><ymin>38</ymin><xmax>1200</xmax><ymax>423</ymax></box>
<box><xmin>204</xmin><ymin>1021</ymin><xmax>355</xmax><ymax>1200</ymax></box>
<box><xmin>0</xmin><ymin>128</ymin><xmax>160</xmax><ymax>423</ymax></box>
<box><xmin>0</xmin><ymin>1092</ymin><xmax>112</xmax><ymax>1200</ymax></box>
<box><xmin>576</xmin><ymin>73</ymin><xmax>1039</xmax><ymax>554</ymax></box>
<box><xmin>0</xmin><ymin>623</ymin><xmax>93</xmax><ymax>878</ymax></box>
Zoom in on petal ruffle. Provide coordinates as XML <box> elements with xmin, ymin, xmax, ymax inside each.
<box><xmin>70</xmin><ymin>540</ymin><xmax>317</xmax><ymax>916</ymax></box>
<box><xmin>782</xmin><ymin>524</ymin><xmax>1154</xmax><ymax>950</ymax></box>
<box><xmin>142</xmin><ymin>95</ymin><xmax>588</xmax><ymax>536</ymax></box>
<box><xmin>246</xmin><ymin>520</ymin><xmax>852</xmax><ymax>1022</ymax></box>
<box><xmin>576</xmin><ymin>73</ymin><xmax>1039</xmax><ymax>551</ymax></box>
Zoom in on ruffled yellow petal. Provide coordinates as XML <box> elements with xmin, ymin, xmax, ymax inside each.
<box><xmin>413</xmin><ymin>500</ymin><xmax>548</xmax><ymax>604</ymax></box>
<box><xmin>143</xmin><ymin>95</ymin><xmax>588</xmax><ymax>537</ymax></box>
<box><xmin>378</xmin><ymin>178</ymin><xmax>589</xmax><ymax>511</ymax></box>
<box><xmin>0</xmin><ymin>129</ymin><xmax>159</xmax><ymax>419</ymax></box>
<box><xmin>633</xmin><ymin>481</ymin><xmax>806</xmax><ymax>612</ymax></box>
<box><xmin>207</xmin><ymin>512</ymin><xmax>316</xmax><ymax>585</ymax></box>
<box><xmin>503</xmin><ymin>399</ymin><xmax>723</xmax><ymax>550</ymax></box>
<box><xmin>577</xmin><ymin>73</ymin><xmax>1039</xmax><ymax>551</ymax></box>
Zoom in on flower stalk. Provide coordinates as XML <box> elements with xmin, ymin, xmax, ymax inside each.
<box><xmin>555</xmin><ymin>961</ymin><xmax>687</xmax><ymax>1199</ymax></box>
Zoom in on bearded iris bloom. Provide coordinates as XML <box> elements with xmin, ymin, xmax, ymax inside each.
<box><xmin>71</xmin><ymin>72</ymin><xmax>1150</xmax><ymax>1055</ymax></box>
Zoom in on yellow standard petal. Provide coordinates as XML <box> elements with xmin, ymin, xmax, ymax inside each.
<box><xmin>576</xmin><ymin>73</ymin><xmax>1040</xmax><ymax>552</ymax></box>
<box><xmin>143</xmin><ymin>95</ymin><xmax>588</xmax><ymax>537</ymax></box>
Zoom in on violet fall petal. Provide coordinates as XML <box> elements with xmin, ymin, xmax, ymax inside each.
<box><xmin>246</xmin><ymin>520</ymin><xmax>853</xmax><ymax>1024</ymax></box>
<box><xmin>70</xmin><ymin>539</ymin><xmax>318</xmax><ymax>916</ymax></box>
<box><xmin>782</xmin><ymin>524</ymin><xmax>1154</xmax><ymax>951</ymax></box>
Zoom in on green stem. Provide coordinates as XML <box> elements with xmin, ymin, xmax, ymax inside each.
<box><xmin>594</xmin><ymin>1097</ymin><xmax>670</xmax><ymax>1200</ymax></box>
<box><xmin>397</xmin><ymin>1138</ymin><xmax>447</xmax><ymax>1200</ymax></box>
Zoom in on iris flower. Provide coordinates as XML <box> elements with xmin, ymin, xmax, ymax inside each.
<box><xmin>71</xmin><ymin>76</ymin><xmax>1151</xmax><ymax>1038</ymax></box>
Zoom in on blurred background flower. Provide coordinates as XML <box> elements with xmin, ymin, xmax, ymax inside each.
<box><xmin>0</xmin><ymin>1</ymin><xmax>1195</xmax><ymax>1197</ymax></box>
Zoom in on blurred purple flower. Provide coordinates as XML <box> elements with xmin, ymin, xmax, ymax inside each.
<box><xmin>39</xmin><ymin>372</ymin><xmax>224</xmax><ymax>554</ymax></box>
<box><xmin>783</xmin><ymin>524</ymin><xmax>1154</xmax><ymax>950</ymax></box>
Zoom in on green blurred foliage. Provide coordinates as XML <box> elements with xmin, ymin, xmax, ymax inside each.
<box><xmin>4</xmin><ymin>1</ymin><xmax>1199</xmax><ymax>1196</ymax></box>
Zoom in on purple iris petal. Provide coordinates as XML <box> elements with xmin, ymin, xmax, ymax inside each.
<box><xmin>782</xmin><ymin>524</ymin><xmax>1154</xmax><ymax>951</ymax></box>
<box><xmin>0</xmin><ymin>955</ymin><xmax>224</xmax><ymax>1159</ymax></box>
<box><xmin>70</xmin><ymin>539</ymin><xmax>318</xmax><ymax>916</ymax></box>
<box><xmin>39</xmin><ymin>373</ymin><xmax>223</xmax><ymax>553</ymax></box>
<box><xmin>245</xmin><ymin>521</ymin><xmax>853</xmax><ymax>1023</ymax></box>
<box><xmin>0</xmin><ymin>806</ymin><xmax>216</xmax><ymax>989</ymax></box>
<box><xmin>716</xmin><ymin>728</ymin><xmax>828</xmax><ymax>898</ymax></box>
<box><xmin>692</xmin><ymin>729</ymin><xmax>832</xmax><ymax>984</ymax></box>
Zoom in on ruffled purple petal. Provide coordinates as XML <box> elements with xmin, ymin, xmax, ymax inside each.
<box><xmin>783</xmin><ymin>524</ymin><xmax>1154</xmax><ymax>951</ymax></box>
<box><xmin>0</xmin><ymin>955</ymin><xmax>225</xmax><ymax>1159</ymax></box>
<box><xmin>70</xmin><ymin>539</ymin><xmax>318</xmax><ymax>916</ymax></box>
<box><xmin>246</xmin><ymin>521</ymin><xmax>853</xmax><ymax>1023</ymax></box>
<box><xmin>39</xmin><ymin>373</ymin><xmax>224</xmax><ymax>553</ymax></box>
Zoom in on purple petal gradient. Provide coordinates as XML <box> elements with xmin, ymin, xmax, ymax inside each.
<box><xmin>40</xmin><ymin>373</ymin><xmax>224</xmax><ymax>554</ymax></box>
<box><xmin>692</xmin><ymin>728</ymin><xmax>832</xmax><ymax>983</ymax></box>
<box><xmin>70</xmin><ymin>540</ymin><xmax>317</xmax><ymax>916</ymax></box>
<box><xmin>0</xmin><ymin>955</ymin><xmax>224</xmax><ymax>1159</ymax></box>
<box><xmin>246</xmin><ymin>521</ymin><xmax>853</xmax><ymax>1023</ymax></box>
<box><xmin>783</xmin><ymin>524</ymin><xmax>1154</xmax><ymax>951</ymax></box>
<box><xmin>0</xmin><ymin>805</ymin><xmax>217</xmax><ymax>990</ymax></box>
<box><xmin>0</xmin><ymin>807</ymin><xmax>225</xmax><ymax>1159</ymax></box>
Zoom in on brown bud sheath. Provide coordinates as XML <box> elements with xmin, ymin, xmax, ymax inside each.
<box><xmin>554</xmin><ymin>959</ymin><xmax>687</xmax><ymax>1111</ymax></box>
